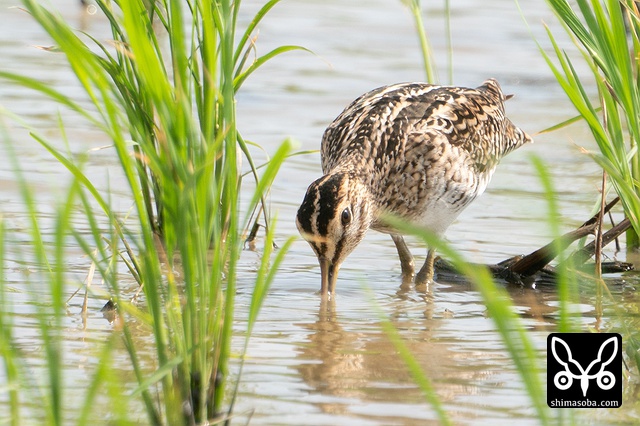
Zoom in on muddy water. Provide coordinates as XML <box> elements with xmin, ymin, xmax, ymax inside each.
<box><xmin>1</xmin><ymin>0</ymin><xmax>639</xmax><ymax>424</ymax></box>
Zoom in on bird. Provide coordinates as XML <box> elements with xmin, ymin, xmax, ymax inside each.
<box><xmin>296</xmin><ymin>79</ymin><xmax>532</xmax><ymax>296</ymax></box>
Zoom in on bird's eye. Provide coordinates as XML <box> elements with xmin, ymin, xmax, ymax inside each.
<box><xmin>341</xmin><ymin>208</ymin><xmax>351</xmax><ymax>226</ymax></box>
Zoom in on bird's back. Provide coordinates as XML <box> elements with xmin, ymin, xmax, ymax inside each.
<box><xmin>319</xmin><ymin>79</ymin><xmax>531</xmax><ymax>234</ymax></box>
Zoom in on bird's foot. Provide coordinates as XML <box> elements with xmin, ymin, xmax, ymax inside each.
<box><xmin>391</xmin><ymin>234</ymin><xmax>415</xmax><ymax>285</ymax></box>
<box><xmin>401</xmin><ymin>268</ymin><xmax>415</xmax><ymax>287</ymax></box>
<box><xmin>415</xmin><ymin>249</ymin><xmax>436</xmax><ymax>290</ymax></box>
<box><xmin>414</xmin><ymin>268</ymin><xmax>434</xmax><ymax>290</ymax></box>
<box><xmin>400</xmin><ymin>256</ymin><xmax>415</xmax><ymax>285</ymax></box>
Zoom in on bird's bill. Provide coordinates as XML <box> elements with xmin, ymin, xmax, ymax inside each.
<box><xmin>319</xmin><ymin>257</ymin><xmax>339</xmax><ymax>296</ymax></box>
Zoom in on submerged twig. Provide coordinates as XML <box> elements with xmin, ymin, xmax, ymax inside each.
<box><xmin>563</xmin><ymin>217</ymin><xmax>631</xmax><ymax>268</ymax></box>
<box><xmin>507</xmin><ymin>197</ymin><xmax>621</xmax><ymax>276</ymax></box>
<box><xmin>452</xmin><ymin>195</ymin><xmax>634</xmax><ymax>285</ymax></box>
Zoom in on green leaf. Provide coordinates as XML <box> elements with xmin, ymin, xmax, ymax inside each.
<box><xmin>234</xmin><ymin>45</ymin><xmax>313</xmax><ymax>90</ymax></box>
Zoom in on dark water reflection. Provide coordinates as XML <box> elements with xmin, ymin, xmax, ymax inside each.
<box><xmin>2</xmin><ymin>0</ymin><xmax>640</xmax><ymax>424</ymax></box>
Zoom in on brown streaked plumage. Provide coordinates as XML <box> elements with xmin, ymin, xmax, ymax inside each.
<box><xmin>297</xmin><ymin>79</ymin><xmax>532</xmax><ymax>296</ymax></box>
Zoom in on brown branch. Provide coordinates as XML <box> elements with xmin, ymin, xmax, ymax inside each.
<box><xmin>437</xmin><ymin>196</ymin><xmax>633</xmax><ymax>283</ymax></box>
<box><xmin>563</xmin><ymin>217</ymin><xmax>631</xmax><ymax>267</ymax></box>
<box><xmin>508</xmin><ymin>197</ymin><xmax>620</xmax><ymax>276</ymax></box>
<box><xmin>507</xmin><ymin>223</ymin><xmax>597</xmax><ymax>276</ymax></box>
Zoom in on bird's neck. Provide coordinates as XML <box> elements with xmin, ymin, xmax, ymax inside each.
<box><xmin>328</xmin><ymin>149</ymin><xmax>384</xmax><ymax>182</ymax></box>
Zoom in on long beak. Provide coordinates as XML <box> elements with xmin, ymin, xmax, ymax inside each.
<box><xmin>319</xmin><ymin>257</ymin><xmax>339</xmax><ymax>296</ymax></box>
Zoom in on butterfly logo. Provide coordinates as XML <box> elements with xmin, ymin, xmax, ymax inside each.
<box><xmin>551</xmin><ymin>335</ymin><xmax>617</xmax><ymax>397</ymax></box>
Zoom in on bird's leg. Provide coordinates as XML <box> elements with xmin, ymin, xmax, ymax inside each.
<box><xmin>415</xmin><ymin>248</ymin><xmax>436</xmax><ymax>287</ymax></box>
<box><xmin>391</xmin><ymin>234</ymin><xmax>415</xmax><ymax>284</ymax></box>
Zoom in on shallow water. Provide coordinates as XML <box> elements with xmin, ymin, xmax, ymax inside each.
<box><xmin>1</xmin><ymin>0</ymin><xmax>639</xmax><ymax>424</ymax></box>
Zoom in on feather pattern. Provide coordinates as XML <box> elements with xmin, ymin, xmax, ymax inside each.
<box><xmin>297</xmin><ymin>79</ymin><xmax>532</xmax><ymax>294</ymax></box>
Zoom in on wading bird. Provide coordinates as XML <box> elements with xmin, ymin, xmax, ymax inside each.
<box><xmin>296</xmin><ymin>79</ymin><xmax>531</xmax><ymax>296</ymax></box>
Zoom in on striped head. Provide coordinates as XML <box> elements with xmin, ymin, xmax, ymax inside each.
<box><xmin>475</xmin><ymin>79</ymin><xmax>533</xmax><ymax>160</ymax></box>
<box><xmin>296</xmin><ymin>172</ymin><xmax>373</xmax><ymax>296</ymax></box>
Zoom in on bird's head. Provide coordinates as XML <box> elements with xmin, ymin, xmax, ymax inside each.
<box><xmin>296</xmin><ymin>172</ymin><xmax>373</xmax><ymax>296</ymax></box>
<box><xmin>479</xmin><ymin>78</ymin><xmax>533</xmax><ymax>155</ymax></box>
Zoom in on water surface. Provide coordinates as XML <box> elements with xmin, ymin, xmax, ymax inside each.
<box><xmin>1</xmin><ymin>0</ymin><xmax>638</xmax><ymax>424</ymax></box>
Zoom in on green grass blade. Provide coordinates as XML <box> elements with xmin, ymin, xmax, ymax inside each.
<box><xmin>6</xmin><ymin>0</ymin><xmax>303</xmax><ymax>422</ymax></box>
<box><xmin>242</xmin><ymin>138</ymin><xmax>293</xmax><ymax>230</ymax></box>
<box><xmin>531</xmin><ymin>156</ymin><xmax>579</xmax><ymax>333</ymax></box>
<box><xmin>0</xmin><ymin>71</ymin><xmax>103</xmax><ymax>129</ymax></box>
<box><xmin>404</xmin><ymin>0</ymin><xmax>437</xmax><ymax>83</ymax></box>
<box><xmin>0</xmin><ymin>218</ymin><xmax>21</xmax><ymax>425</ymax></box>
<box><xmin>234</xmin><ymin>0</ymin><xmax>282</xmax><ymax>65</ymax></box>
<box><xmin>371</xmin><ymin>292</ymin><xmax>451</xmax><ymax>425</ymax></box>
<box><xmin>234</xmin><ymin>45</ymin><xmax>312</xmax><ymax>90</ymax></box>
<box><xmin>382</xmin><ymin>214</ymin><xmax>551</xmax><ymax>425</ymax></box>
<box><xmin>130</xmin><ymin>355</ymin><xmax>185</xmax><ymax>399</ymax></box>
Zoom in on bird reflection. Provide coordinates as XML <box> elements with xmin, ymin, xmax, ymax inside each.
<box><xmin>295</xmin><ymin>292</ymin><xmax>472</xmax><ymax>418</ymax></box>
<box><xmin>292</xmin><ymin>274</ymin><xmax>561</xmax><ymax>421</ymax></box>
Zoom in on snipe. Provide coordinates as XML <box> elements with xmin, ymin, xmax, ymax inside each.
<box><xmin>296</xmin><ymin>79</ymin><xmax>532</xmax><ymax>296</ymax></box>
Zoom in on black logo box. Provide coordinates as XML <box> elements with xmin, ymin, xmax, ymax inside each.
<box><xmin>547</xmin><ymin>332</ymin><xmax>622</xmax><ymax>408</ymax></box>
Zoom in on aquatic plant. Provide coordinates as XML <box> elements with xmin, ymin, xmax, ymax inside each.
<box><xmin>379</xmin><ymin>3</ymin><xmax>589</xmax><ymax>424</ymax></box>
<box><xmin>540</xmin><ymin>0</ymin><xmax>640</xmax><ymax>250</ymax></box>
<box><xmin>0</xmin><ymin>0</ymin><xmax>299</xmax><ymax>423</ymax></box>
<box><xmin>536</xmin><ymin>0</ymin><xmax>640</xmax><ymax>376</ymax></box>
<box><xmin>403</xmin><ymin>0</ymin><xmax>453</xmax><ymax>84</ymax></box>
